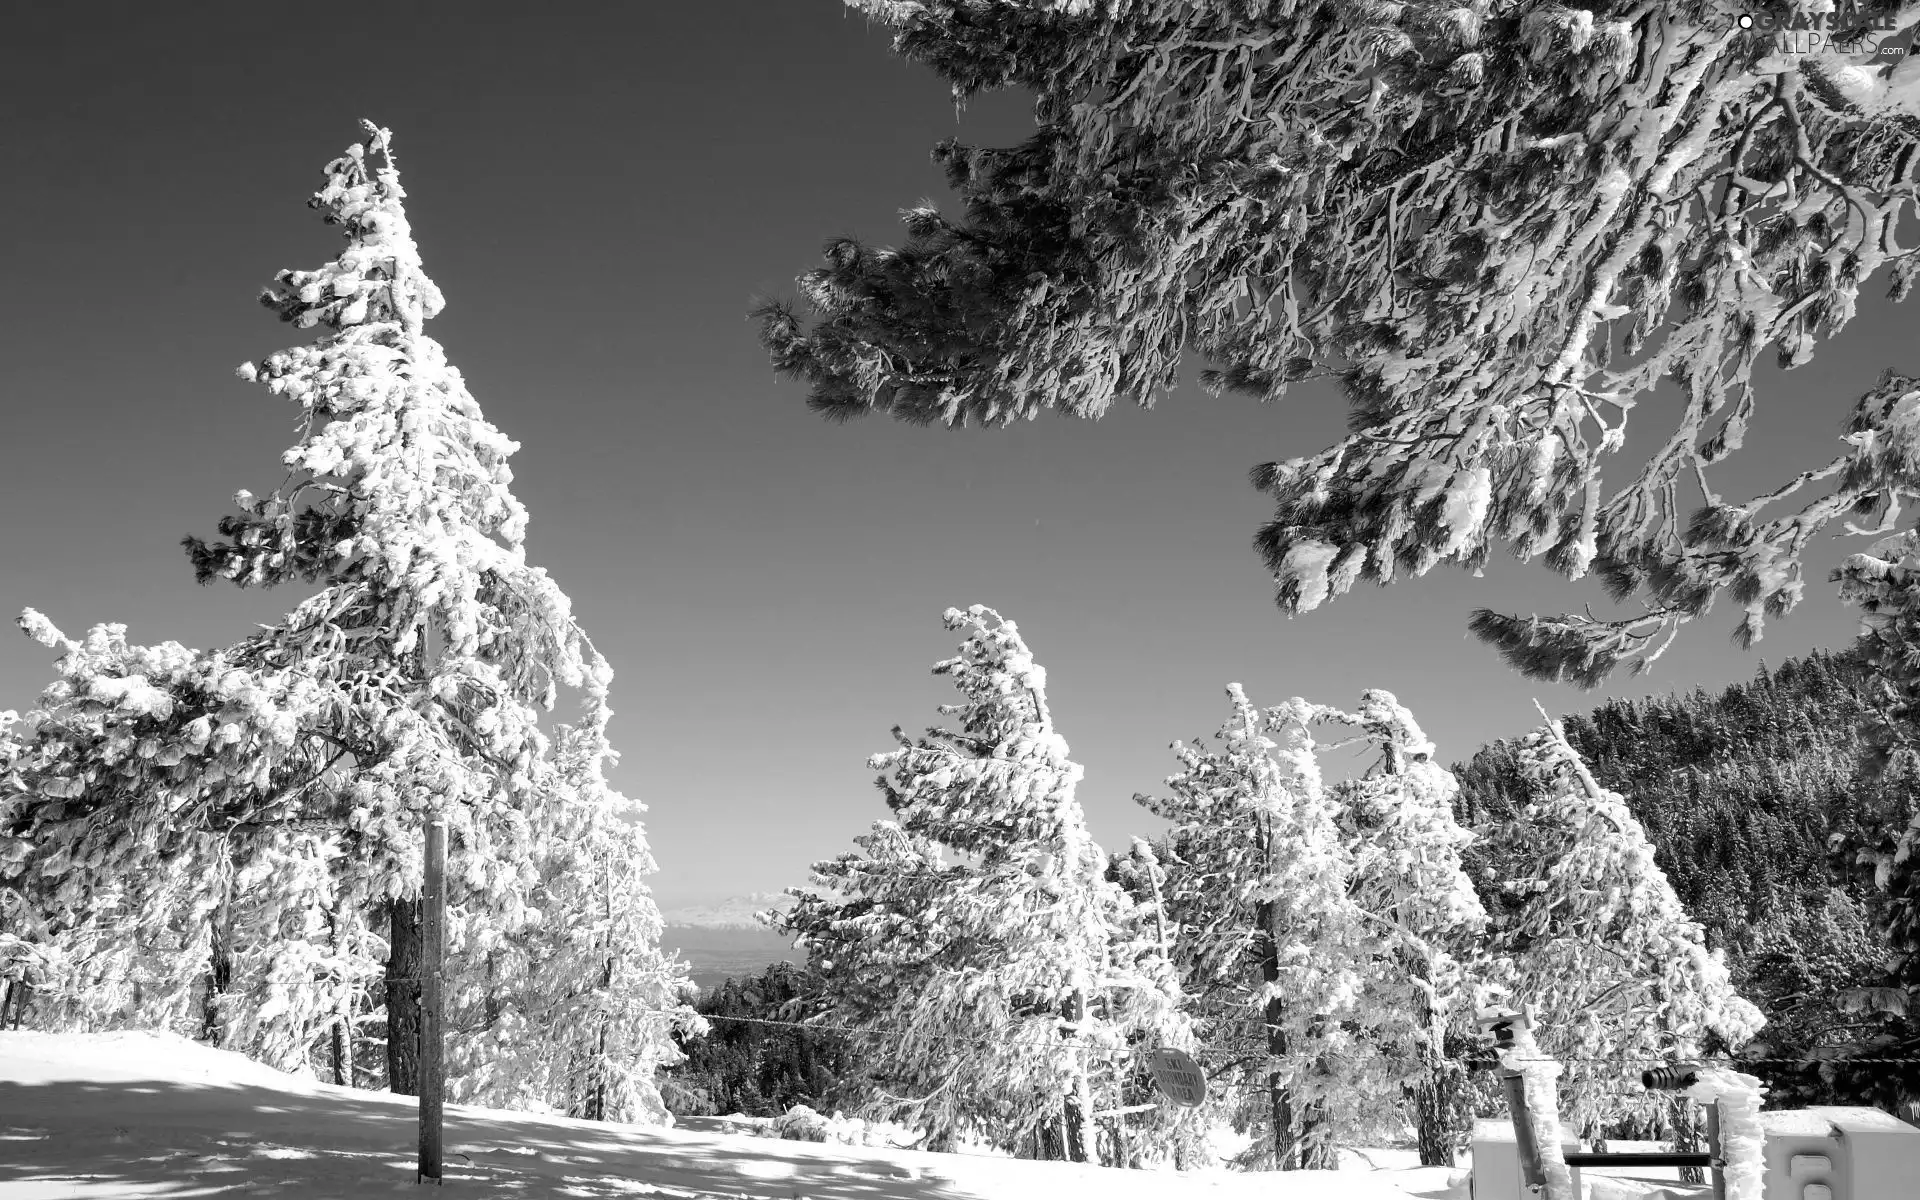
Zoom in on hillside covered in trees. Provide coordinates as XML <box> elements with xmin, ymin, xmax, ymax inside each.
<box><xmin>1453</xmin><ymin>651</ymin><xmax>1917</xmax><ymax>1114</ymax></box>
<box><xmin>665</xmin><ymin>962</ymin><xmax>847</xmax><ymax>1119</ymax></box>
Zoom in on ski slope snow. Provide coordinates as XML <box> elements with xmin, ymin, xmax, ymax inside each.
<box><xmin>0</xmin><ymin>1030</ymin><xmax>1462</xmax><ymax>1198</ymax></box>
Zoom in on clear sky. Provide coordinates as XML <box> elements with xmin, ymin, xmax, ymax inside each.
<box><xmin>4</xmin><ymin>1</ymin><xmax>1911</xmax><ymax>907</ymax></box>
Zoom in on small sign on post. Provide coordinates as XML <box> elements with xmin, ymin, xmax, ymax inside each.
<box><xmin>1147</xmin><ymin>1048</ymin><xmax>1208</xmax><ymax>1107</ymax></box>
<box><xmin>418</xmin><ymin>819</ymin><xmax>446</xmax><ymax>1186</ymax></box>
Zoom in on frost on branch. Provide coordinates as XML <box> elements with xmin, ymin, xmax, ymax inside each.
<box><xmin>763</xmin><ymin>2</ymin><xmax>1920</xmax><ymax>683</ymax></box>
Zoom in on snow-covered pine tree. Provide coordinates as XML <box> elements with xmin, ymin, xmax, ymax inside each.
<box><xmin>1826</xmin><ymin>530</ymin><xmax>1920</xmax><ymax>1101</ymax></box>
<box><xmin>1101</xmin><ymin>837</ymin><xmax>1218</xmax><ymax>1169</ymax></box>
<box><xmin>0</xmin><ymin>704</ymin><xmax>55</xmax><ymax>1029</ymax></box>
<box><xmin>1332</xmin><ymin>691</ymin><xmax>1489</xmax><ymax>1166</ymax></box>
<box><xmin>1493</xmin><ymin>716</ymin><xmax>1766</xmax><ymax>1142</ymax></box>
<box><xmin>761</xmin><ymin>2</ymin><xmax>1920</xmax><ymax>685</ymax></box>
<box><xmin>0</xmin><ymin>617</ymin><xmax>353</xmax><ymax>1062</ymax></box>
<box><xmin>1137</xmin><ymin>683</ymin><xmax>1371</xmax><ymax>1170</ymax></box>
<box><xmin>778</xmin><ymin>605</ymin><xmax>1201</xmax><ymax>1162</ymax></box>
<box><xmin>0</xmin><ymin>122</ymin><xmax>697</xmax><ymax>1119</ymax></box>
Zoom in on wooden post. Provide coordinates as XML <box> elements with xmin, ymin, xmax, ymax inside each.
<box><xmin>1705</xmin><ymin>1102</ymin><xmax>1726</xmax><ymax>1200</ymax></box>
<box><xmin>417</xmin><ymin>819</ymin><xmax>446</xmax><ymax>1185</ymax></box>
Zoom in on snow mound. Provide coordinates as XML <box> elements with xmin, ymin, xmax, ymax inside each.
<box><xmin>761</xmin><ymin>1103</ymin><xmax>923</xmax><ymax>1148</ymax></box>
<box><xmin>0</xmin><ymin>1029</ymin><xmax>325</xmax><ymax>1090</ymax></box>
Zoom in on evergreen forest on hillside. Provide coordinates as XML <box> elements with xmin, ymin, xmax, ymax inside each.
<box><xmin>1455</xmin><ymin>651</ymin><xmax>1917</xmax><ymax>1117</ymax></box>
<box><xmin>666</xmin><ymin>963</ymin><xmax>848</xmax><ymax>1119</ymax></box>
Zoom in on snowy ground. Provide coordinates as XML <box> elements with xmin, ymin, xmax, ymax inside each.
<box><xmin>0</xmin><ymin>1031</ymin><xmax>1691</xmax><ymax>1199</ymax></box>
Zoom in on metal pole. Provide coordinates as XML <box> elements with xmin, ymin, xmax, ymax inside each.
<box><xmin>1499</xmin><ymin>1069</ymin><xmax>1549</xmax><ymax>1197</ymax></box>
<box><xmin>417</xmin><ymin>819</ymin><xmax>445</xmax><ymax>1185</ymax></box>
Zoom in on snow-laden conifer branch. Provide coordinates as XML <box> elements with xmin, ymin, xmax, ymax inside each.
<box><xmin>764</xmin><ymin>2</ymin><xmax>1920</xmax><ymax>683</ymax></box>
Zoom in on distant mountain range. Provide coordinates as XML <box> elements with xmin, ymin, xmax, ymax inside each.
<box><xmin>658</xmin><ymin>890</ymin><xmax>795</xmax><ymax>930</ymax></box>
<box><xmin>659</xmin><ymin>893</ymin><xmax>805</xmax><ymax>991</ymax></box>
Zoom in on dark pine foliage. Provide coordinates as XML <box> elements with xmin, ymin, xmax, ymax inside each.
<box><xmin>1452</xmin><ymin>650</ymin><xmax>1918</xmax><ymax>1116</ymax></box>
<box><xmin>664</xmin><ymin>962</ymin><xmax>849</xmax><ymax>1119</ymax></box>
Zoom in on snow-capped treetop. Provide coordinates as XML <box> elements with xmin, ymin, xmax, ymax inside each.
<box><xmin>764</xmin><ymin>3</ymin><xmax>1920</xmax><ymax>686</ymax></box>
<box><xmin>209</xmin><ymin>121</ymin><xmax>559</xmax><ymax>678</ymax></box>
<box><xmin>257</xmin><ymin>123</ymin><xmax>446</xmax><ymax>333</ymax></box>
<box><xmin>174</xmin><ymin>120</ymin><xmax>627</xmax><ymax>863</ymax></box>
<box><xmin>1142</xmin><ymin>684</ymin><xmax>1367</xmax><ymax>995</ymax></box>
<box><xmin>1308</xmin><ymin>689</ymin><xmax>1487</xmax><ymax>1164</ymax></box>
<box><xmin>872</xmin><ymin>604</ymin><xmax>1090</xmax><ymax>866</ymax></box>
<box><xmin>1337</xmin><ymin>690</ymin><xmax>1488</xmax><ymax>947</ymax></box>
<box><xmin>1352</xmin><ymin>689</ymin><xmax>1436</xmax><ymax>765</ymax></box>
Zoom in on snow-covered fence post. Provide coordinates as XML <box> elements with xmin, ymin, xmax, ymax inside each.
<box><xmin>1479</xmin><ymin>1005</ymin><xmax>1574</xmax><ymax>1200</ymax></box>
<box><xmin>1684</xmin><ymin>1066</ymin><xmax>1766</xmax><ymax>1200</ymax></box>
<box><xmin>417</xmin><ymin>819</ymin><xmax>445</xmax><ymax>1185</ymax></box>
<box><xmin>1641</xmin><ymin>1063</ymin><xmax>1768</xmax><ymax>1200</ymax></box>
<box><xmin>1062</xmin><ymin>983</ymin><xmax>1092</xmax><ymax>1163</ymax></box>
<box><xmin>1705</xmin><ymin>1103</ymin><xmax>1724</xmax><ymax>1200</ymax></box>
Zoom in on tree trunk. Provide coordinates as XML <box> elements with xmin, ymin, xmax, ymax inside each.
<box><xmin>201</xmin><ymin>891</ymin><xmax>234</xmax><ymax>1045</ymax></box>
<box><xmin>1411</xmin><ymin>1063</ymin><xmax>1465</xmax><ymax>1166</ymax></box>
<box><xmin>1296</xmin><ymin>1014</ymin><xmax>1337</xmax><ymax>1170</ymax></box>
<box><xmin>578</xmin><ymin>955</ymin><xmax>614</xmax><ymax>1121</ymax></box>
<box><xmin>1257</xmin><ymin>902</ymin><xmax>1299</xmax><ymax>1170</ymax></box>
<box><xmin>331</xmin><ymin>1018</ymin><xmax>348</xmax><ymax>1086</ymax></box>
<box><xmin>1266</xmin><ymin>1003</ymin><xmax>1298</xmax><ymax>1169</ymax></box>
<box><xmin>1408</xmin><ymin>955</ymin><xmax>1460</xmax><ymax>1166</ymax></box>
<box><xmin>1657</xmin><ymin>989</ymin><xmax>1704</xmax><ymax>1184</ymax></box>
<box><xmin>1036</xmin><ymin>1119</ymin><xmax>1064</xmax><ymax>1160</ymax></box>
<box><xmin>385</xmin><ymin>895</ymin><xmax>422</xmax><ymax>1095</ymax></box>
<box><xmin>385</xmin><ymin>624</ymin><xmax>431</xmax><ymax>1097</ymax></box>
<box><xmin>327</xmin><ymin>901</ymin><xmax>351</xmax><ymax>1087</ymax></box>
<box><xmin>582</xmin><ymin>874</ymin><xmax>616</xmax><ymax>1120</ymax></box>
<box><xmin>1298</xmin><ymin>1094</ymin><xmax>1338</xmax><ymax>1169</ymax></box>
<box><xmin>1670</xmin><ymin>1096</ymin><xmax>1705</xmax><ymax>1184</ymax></box>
